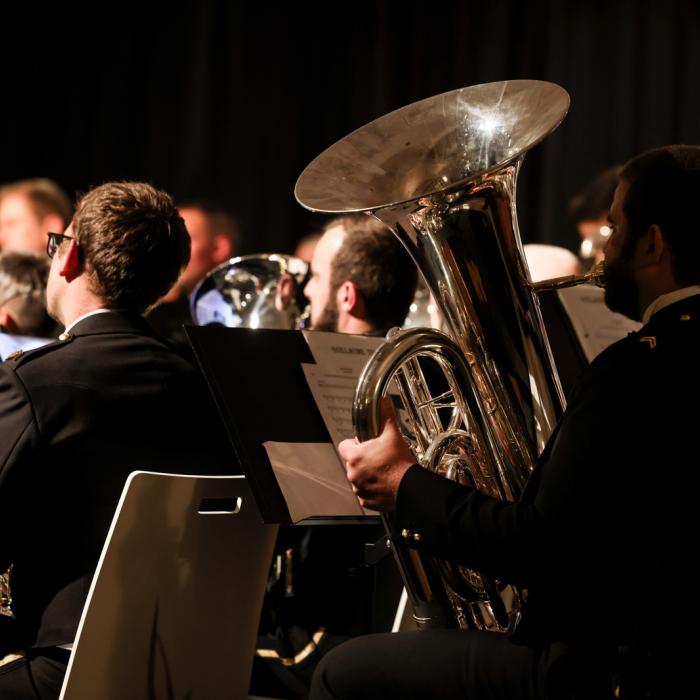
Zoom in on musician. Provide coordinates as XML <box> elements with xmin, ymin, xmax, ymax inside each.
<box><xmin>146</xmin><ymin>200</ymin><xmax>239</xmax><ymax>345</ymax></box>
<box><xmin>252</xmin><ymin>214</ymin><xmax>417</xmax><ymax>698</ymax></box>
<box><xmin>0</xmin><ymin>179</ymin><xmax>72</xmax><ymax>255</ymax></box>
<box><xmin>311</xmin><ymin>145</ymin><xmax>700</xmax><ymax>699</ymax></box>
<box><xmin>0</xmin><ymin>252</ymin><xmax>56</xmax><ymax>338</ymax></box>
<box><xmin>304</xmin><ymin>214</ymin><xmax>417</xmax><ymax>335</ymax></box>
<box><xmin>0</xmin><ymin>182</ymin><xmax>236</xmax><ymax>699</ymax></box>
<box><xmin>568</xmin><ymin>165</ymin><xmax>621</xmax><ymax>267</ymax></box>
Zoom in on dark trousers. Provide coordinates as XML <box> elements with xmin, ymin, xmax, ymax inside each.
<box><xmin>310</xmin><ymin>629</ymin><xmax>616</xmax><ymax>700</ymax></box>
<box><xmin>0</xmin><ymin>651</ymin><xmax>67</xmax><ymax>700</ymax></box>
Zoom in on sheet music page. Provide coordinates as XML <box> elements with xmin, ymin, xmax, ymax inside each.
<box><xmin>263</xmin><ymin>441</ymin><xmax>370</xmax><ymax>522</ymax></box>
<box><xmin>301</xmin><ymin>363</ymin><xmax>359</xmax><ymax>447</ymax></box>
<box><xmin>557</xmin><ymin>286</ymin><xmax>640</xmax><ymax>362</ymax></box>
<box><xmin>302</xmin><ymin>330</ymin><xmax>385</xmax><ymax>373</ymax></box>
<box><xmin>301</xmin><ymin>330</ymin><xmax>385</xmax><ymax>446</ymax></box>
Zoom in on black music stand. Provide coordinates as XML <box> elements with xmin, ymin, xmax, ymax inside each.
<box><xmin>186</xmin><ymin>324</ymin><xmax>376</xmax><ymax>526</ymax></box>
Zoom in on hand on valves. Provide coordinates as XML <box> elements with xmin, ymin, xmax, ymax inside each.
<box><xmin>338</xmin><ymin>399</ymin><xmax>416</xmax><ymax>511</ymax></box>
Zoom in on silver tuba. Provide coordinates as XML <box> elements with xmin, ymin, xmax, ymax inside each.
<box><xmin>296</xmin><ymin>80</ymin><xmax>602</xmax><ymax>631</ymax></box>
<box><xmin>190</xmin><ymin>254</ymin><xmax>310</xmax><ymax>330</ymax></box>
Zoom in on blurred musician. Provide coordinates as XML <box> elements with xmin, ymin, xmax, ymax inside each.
<box><xmin>569</xmin><ymin>165</ymin><xmax>621</xmax><ymax>268</ymax></box>
<box><xmin>0</xmin><ymin>252</ymin><xmax>57</xmax><ymax>339</ymax></box>
<box><xmin>0</xmin><ymin>179</ymin><xmax>72</xmax><ymax>255</ymax></box>
<box><xmin>312</xmin><ymin>145</ymin><xmax>700</xmax><ymax>699</ymax></box>
<box><xmin>147</xmin><ymin>200</ymin><xmax>239</xmax><ymax>345</ymax></box>
<box><xmin>0</xmin><ymin>182</ymin><xmax>236</xmax><ymax>700</ymax></box>
<box><xmin>253</xmin><ymin>214</ymin><xmax>417</xmax><ymax>698</ymax></box>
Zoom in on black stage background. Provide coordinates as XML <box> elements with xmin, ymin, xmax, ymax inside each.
<box><xmin>1</xmin><ymin>0</ymin><xmax>699</xmax><ymax>255</ymax></box>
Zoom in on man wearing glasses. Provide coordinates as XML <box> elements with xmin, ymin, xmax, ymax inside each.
<box><xmin>0</xmin><ymin>182</ymin><xmax>235</xmax><ymax>699</ymax></box>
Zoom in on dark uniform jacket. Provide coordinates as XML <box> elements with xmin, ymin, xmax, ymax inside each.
<box><xmin>393</xmin><ymin>295</ymin><xmax>700</xmax><ymax>657</ymax></box>
<box><xmin>0</xmin><ymin>311</ymin><xmax>237</xmax><ymax>650</ymax></box>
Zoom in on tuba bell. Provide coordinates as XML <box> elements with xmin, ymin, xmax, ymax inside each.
<box><xmin>190</xmin><ymin>253</ymin><xmax>310</xmax><ymax>330</ymax></box>
<box><xmin>296</xmin><ymin>80</ymin><xmax>602</xmax><ymax>631</ymax></box>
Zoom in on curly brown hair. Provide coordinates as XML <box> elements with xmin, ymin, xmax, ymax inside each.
<box><xmin>72</xmin><ymin>182</ymin><xmax>190</xmax><ymax>313</ymax></box>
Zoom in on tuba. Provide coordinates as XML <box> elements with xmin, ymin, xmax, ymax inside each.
<box><xmin>296</xmin><ymin>80</ymin><xmax>603</xmax><ymax>631</ymax></box>
<box><xmin>190</xmin><ymin>254</ymin><xmax>310</xmax><ymax>330</ymax></box>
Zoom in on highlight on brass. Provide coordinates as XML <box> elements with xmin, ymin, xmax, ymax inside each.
<box><xmin>296</xmin><ymin>79</ymin><xmax>583</xmax><ymax>632</ymax></box>
<box><xmin>190</xmin><ymin>254</ymin><xmax>310</xmax><ymax>330</ymax></box>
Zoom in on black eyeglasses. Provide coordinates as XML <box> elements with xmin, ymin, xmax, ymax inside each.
<box><xmin>46</xmin><ymin>232</ymin><xmax>75</xmax><ymax>259</ymax></box>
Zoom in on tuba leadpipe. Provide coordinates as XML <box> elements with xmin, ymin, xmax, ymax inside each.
<box><xmin>531</xmin><ymin>260</ymin><xmax>606</xmax><ymax>292</ymax></box>
<box><xmin>296</xmin><ymin>80</ymin><xmax>578</xmax><ymax>631</ymax></box>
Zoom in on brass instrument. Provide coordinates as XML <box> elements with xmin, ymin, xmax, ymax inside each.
<box><xmin>190</xmin><ymin>254</ymin><xmax>310</xmax><ymax>330</ymax></box>
<box><xmin>1</xmin><ymin>565</ymin><xmax>14</xmax><ymax>618</ymax></box>
<box><xmin>296</xmin><ymin>80</ymin><xmax>605</xmax><ymax>631</ymax></box>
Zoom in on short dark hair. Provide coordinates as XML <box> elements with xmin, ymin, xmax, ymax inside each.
<box><xmin>620</xmin><ymin>145</ymin><xmax>700</xmax><ymax>286</ymax></box>
<box><xmin>0</xmin><ymin>252</ymin><xmax>55</xmax><ymax>336</ymax></box>
<box><xmin>327</xmin><ymin>214</ymin><xmax>417</xmax><ymax>330</ymax></box>
<box><xmin>0</xmin><ymin>178</ymin><xmax>73</xmax><ymax>225</ymax></box>
<box><xmin>178</xmin><ymin>199</ymin><xmax>241</xmax><ymax>250</ymax></box>
<box><xmin>73</xmin><ymin>182</ymin><xmax>190</xmax><ymax>313</ymax></box>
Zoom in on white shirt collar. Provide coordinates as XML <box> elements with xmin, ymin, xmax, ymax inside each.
<box><xmin>642</xmin><ymin>286</ymin><xmax>700</xmax><ymax>325</ymax></box>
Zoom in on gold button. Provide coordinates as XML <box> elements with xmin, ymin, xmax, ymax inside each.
<box><xmin>401</xmin><ymin>529</ymin><xmax>410</xmax><ymax>540</ymax></box>
<box><xmin>413</xmin><ymin>533</ymin><xmax>422</xmax><ymax>543</ymax></box>
<box><xmin>680</xmin><ymin>314</ymin><xmax>691</xmax><ymax>321</ymax></box>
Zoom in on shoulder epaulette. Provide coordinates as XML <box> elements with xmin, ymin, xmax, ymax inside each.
<box><xmin>5</xmin><ymin>334</ymin><xmax>76</xmax><ymax>368</ymax></box>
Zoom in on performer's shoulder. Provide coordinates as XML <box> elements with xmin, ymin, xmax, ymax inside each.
<box><xmin>2</xmin><ymin>334</ymin><xmax>75</xmax><ymax>371</ymax></box>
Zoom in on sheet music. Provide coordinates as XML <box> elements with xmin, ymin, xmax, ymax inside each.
<box><xmin>302</xmin><ymin>363</ymin><xmax>360</xmax><ymax>446</ymax></box>
<box><xmin>302</xmin><ymin>330</ymin><xmax>384</xmax><ymax>373</ymax></box>
<box><xmin>301</xmin><ymin>330</ymin><xmax>385</xmax><ymax>446</ymax></box>
<box><xmin>263</xmin><ymin>441</ymin><xmax>369</xmax><ymax>522</ymax></box>
<box><xmin>557</xmin><ymin>286</ymin><xmax>640</xmax><ymax>361</ymax></box>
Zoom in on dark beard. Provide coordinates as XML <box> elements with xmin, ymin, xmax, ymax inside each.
<box><xmin>604</xmin><ymin>256</ymin><xmax>641</xmax><ymax>321</ymax></box>
<box><xmin>312</xmin><ymin>298</ymin><xmax>339</xmax><ymax>332</ymax></box>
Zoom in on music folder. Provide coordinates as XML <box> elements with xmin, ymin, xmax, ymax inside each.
<box><xmin>186</xmin><ymin>325</ymin><xmax>382</xmax><ymax>525</ymax></box>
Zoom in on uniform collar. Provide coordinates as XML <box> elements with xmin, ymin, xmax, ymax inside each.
<box><xmin>64</xmin><ymin>308</ymin><xmax>114</xmax><ymax>334</ymax></box>
<box><xmin>642</xmin><ymin>287</ymin><xmax>700</xmax><ymax>325</ymax></box>
<box><xmin>64</xmin><ymin>310</ymin><xmax>153</xmax><ymax>337</ymax></box>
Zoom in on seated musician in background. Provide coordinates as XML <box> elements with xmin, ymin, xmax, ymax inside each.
<box><xmin>304</xmin><ymin>214</ymin><xmax>418</xmax><ymax>335</ymax></box>
<box><xmin>252</xmin><ymin>214</ymin><xmax>417</xmax><ymax>699</ymax></box>
<box><xmin>569</xmin><ymin>165</ymin><xmax>621</xmax><ymax>268</ymax></box>
<box><xmin>311</xmin><ymin>145</ymin><xmax>700</xmax><ymax>700</ymax></box>
<box><xmin>0</xmin><ymin>182</ymin><xmax>236</xmax><ymax>700</ymax></box>
<box><xmin>0</xmin><ymin>179</ymin><xmax>73</xmax><ymax>255</ymax></box>
<box><xmin>147</xmin><ymin>199</ymin><xmax>239</xmax><ymax>345</ymax></box>
<box><xmin>0</xmin><ymin>252</ymin><xmax>57</xmax><ymax>340</ymax></box>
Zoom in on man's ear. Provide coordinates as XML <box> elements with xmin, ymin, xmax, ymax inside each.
<box><xmin>58</xmin><ymin>240</ymin><xmax>82</xmax><ymax>280</ymax></box>
<box><xmin>643</xmin><ymin>224</ymin><xmax>666</xmax><ymax>264</ymax></box>
<box><xmin>337</xmin><ymin>280</ymin><xmax>358</xmax><ymax>312</ymax></box>
<box><xmin>0</xmin><ymin>307</ymin><xmax>18</xmax><ymax>334</ymax></box>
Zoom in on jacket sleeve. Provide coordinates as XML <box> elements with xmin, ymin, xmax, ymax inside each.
<box><xmin>392</xmin><ymin>349</ymin><xmax>636</xmax><ymax>584</ymax></box>
<box><xmin>0</xmin><ymin>363</ymin><xmax>41</xmax><ymax>571</ymax></box>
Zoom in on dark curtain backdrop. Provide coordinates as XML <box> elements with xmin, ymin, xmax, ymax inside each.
<box><xmin>2</xmin><ymin>0</ymin><xmax>699</xmax><ymax>255</ymax></box>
